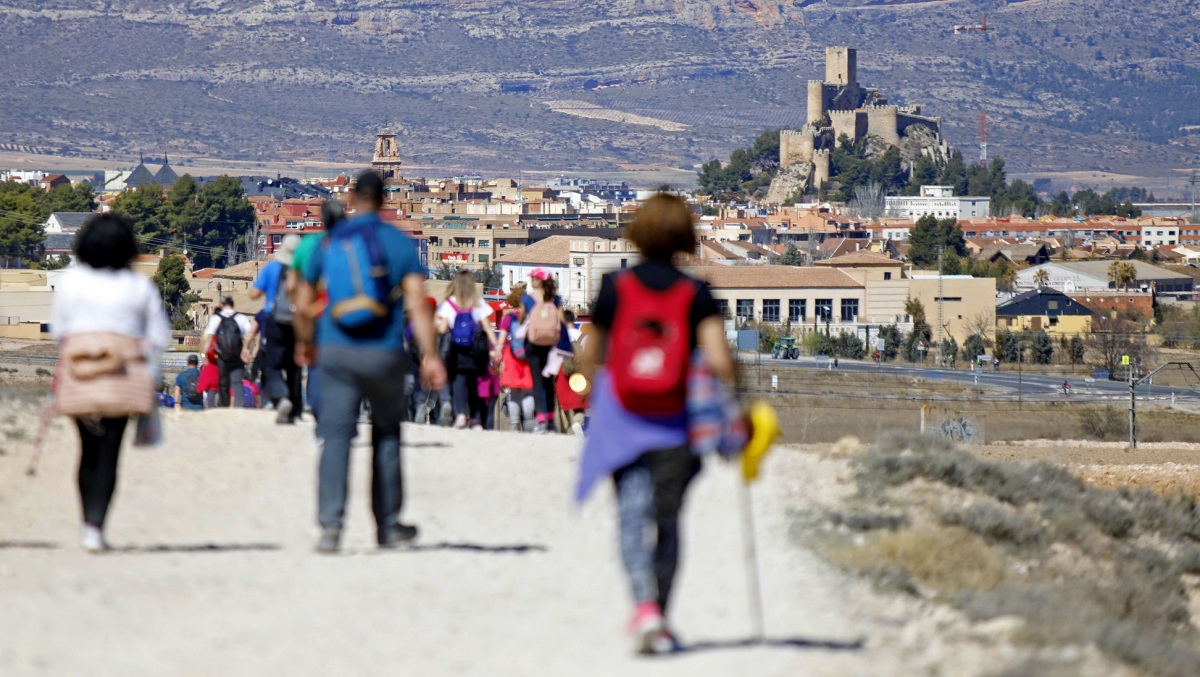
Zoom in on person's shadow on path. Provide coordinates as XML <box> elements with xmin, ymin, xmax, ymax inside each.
<box><xmin>378</xmin><ymin>542</ymin><xmax>547</xmax><ymax>555</ymax></box>
<box><xmin>678</xmin><ymin>635</ymin><xmax>865</xmax><ymax>654</ymax></box>
<box><xmin>107</xmin><ymin>543</ymin><xmax>282</xmax><ymax>554</ymax></box>
<box><xmin>0</xmin><ymin>540</ymin><xmax>58</xmax><ymax>550</ymax></box>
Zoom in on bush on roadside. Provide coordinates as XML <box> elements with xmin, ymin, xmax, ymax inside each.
<box><xmin>1078</xmin><ymin>406</ymin><xmax>1125</xmax><ymax>440</ymax></box>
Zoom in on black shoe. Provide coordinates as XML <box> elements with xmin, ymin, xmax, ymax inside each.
<box><xmin>316</xmin><ymin>528</ymin><xmax>341</xmax><ymax>554</ymax></box>
<box><xmin>378</xmin><ymin>522</ymin><xmax>419</xmax><ymax>548</ymax></box>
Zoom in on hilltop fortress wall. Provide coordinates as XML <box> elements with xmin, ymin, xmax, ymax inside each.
<box><xmin>780</xmin><ymin>46</ymin><xmax>944</xmax><ymax>177</ymax></box>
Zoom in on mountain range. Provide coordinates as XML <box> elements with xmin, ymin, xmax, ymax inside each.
<box><xmin>2</xmin><ymin>0</ymin><xmax>1198</xmax><ymax>188</ymax></box>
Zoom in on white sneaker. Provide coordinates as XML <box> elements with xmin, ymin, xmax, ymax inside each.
<box><xmin>80</xmin><ymin>524</ymin><xmax>106</xmax><ymax>554</ymax></box>
<box><xmin>453</xmin><ymin>414</ymin><xmax>468</xmax><ymax>429</ymax></box>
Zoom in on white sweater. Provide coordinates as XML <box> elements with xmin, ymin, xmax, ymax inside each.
<box><xmin>50</xmin><ymin>265</ymin><xmax>172</xmax><ymax>353</ymax></box>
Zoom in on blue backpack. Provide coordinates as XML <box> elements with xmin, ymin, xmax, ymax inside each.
<box><xmin>448</xmin><ymin>300</ymin><xmax>477</xmax><ymax>348</ymax></box>
<box><xmin>324</xmin><ymin>221</ymin><xmax>397</xmax><ymax>334</ymax></box>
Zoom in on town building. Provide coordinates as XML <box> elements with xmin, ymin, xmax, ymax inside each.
<box><xmin>496</xmin><ymin>236</ymin><xmax>639</xmax><ymax>310</ymax></box>
<box><xmin>1016</xmin><ymin>261</ymin><xmax>1194</xmax><ymax>297</ymax></box>
<box><xmin>44</xmin><ymin>212</ymin><xmax>93</xmax><ymax>234</ymax></box>
<box><xmin>996</xmin><ymin>287</ymin><xmax>1093</xmax><ymax>335</ymax></box>
<box><xmin>885</xmin><ymin>185</ymin><xmax>991</xmax><ymax>220</ymax></box>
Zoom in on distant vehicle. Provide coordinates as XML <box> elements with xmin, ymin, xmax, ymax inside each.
<box><xmin>771</xmin><ymin>337</ymin><xmax>800</xmax><ymax>360</ymax></box>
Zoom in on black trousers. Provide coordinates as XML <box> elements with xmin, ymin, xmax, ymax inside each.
<box><xmin>218</xmin><ymin>357</ymin><xmax>245</xmax><ymax>407</ymax></box>
<box><xmin>525</xmin><ymin>344</ymin><xmax>556</xmax><ymax>417</ymax></box>
<box><xmin>264</xmin><ymin>316</ymin><xmax>302</xmax><ymax>415</ymax></box>
<box><xmin>76</xmin><ymin>417</ymin><xmax>129</xmax><ymax>527</ymax></box>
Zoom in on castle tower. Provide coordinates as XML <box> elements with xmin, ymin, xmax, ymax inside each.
<box><xmin>824</xmin><ymin>47</ymin><xmax>856</xmax><ymax>87</ymax></box>
<box><xmin>806</xmin><ymin>80</ymin><xmax>827</xmax><ymax>127</ymax></box>
<box><xmin>813</xmin><ymin>149</ymin><xmax>831</xmax><ymax>188</ymax></box>
<box><xmin>371</xmin><ymin>128</ymin><xmax>403</xmax><ymax>180</ymax></box>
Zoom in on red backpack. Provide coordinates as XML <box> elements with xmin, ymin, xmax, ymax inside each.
<box><xmin>608</xmin><ymin>272</ymin><xmax>697</xmax><ymax>415</ymax></box>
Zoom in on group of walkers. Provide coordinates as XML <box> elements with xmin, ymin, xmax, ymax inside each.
<box><xmin>50</xmin><ymin>175</ymin><xmax>745</xmax><ymax>655</ymax></box>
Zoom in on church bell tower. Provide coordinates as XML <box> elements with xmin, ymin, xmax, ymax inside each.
<box><xmin>371</xmin><ymin>129</ymin><xmax>403</xmax><ymax>180</ymax></box>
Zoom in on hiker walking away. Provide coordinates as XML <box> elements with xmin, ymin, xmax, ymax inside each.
<box><xmin>436</xmin><ymin>270</ymin><xmax>500</xmax><ymax>429</ymax></box>
<box><xmin>202</xmin><ymin>296</ymin><xmax>253</xmax><ymax>407</ymax></box>
<box><xmin>293</xmin><ymin>170</ymin><xmax>446</xmax><ymax>553</ymax></box>
<box><xmin>173</xmin><ymin>354</ymin><xmax>205</xmax><ymax>411</ymax></box>
<box><xmin>523</xmin><ymin>268</ymin><xmax>564</xmax><ymax>433</ymax></box>
<box><xmin>573</xmin><ymin>194</ymin><xmax>736</xmax><ymax>654</ymax></box>
<box><xmin>50</xmin><ymin>214</ymin><xmax>170</xmax><ymax>553</ymax></box>
<box><xmin>554</xmin><ymin>309</ymin><xmax>589</xmax><ymax>435</ymax></box>
<box><xmin>497</xmin><ymin>288</ymin><xmax>535</xmax><ymax>431</ymax></box>
<box><xmin>197</xmin><ymin>348</ymin><xmax>220</xmax><ymax>408</ymax></box>
<box><xmin>250</xmin><ymin>234</ymin><xmax>303</xmax><ymax>423</ymax></box>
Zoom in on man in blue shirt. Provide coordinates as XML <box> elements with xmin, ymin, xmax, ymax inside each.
<box><xmin>173</xmin><ymin>355</ymin><xmax>205</xmax><ymax>410</ymax></box>
<box><xmin>294</xmin><ymin>171</ymin><xmax>446</xmax><ymax>554</ymax></box>
<box><xmin>250</xmin><ymin>234</ymin><xmax>303</xmax><ymax>423</ymax></box>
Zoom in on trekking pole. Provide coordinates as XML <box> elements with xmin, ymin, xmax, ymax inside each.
<box><xmin>737</xmin><ymin>400</ymin><xmax>780</xmax><ymax>645</ymax></box>
<box><xmin>27</xmin><ymin>387</ymin><xmax>57</xmax><ymax>477</ymax></box>
<box><xmin>738</xmin><ymin>478</ymin><xmax>766</xmax><ymax>644</ymax></box>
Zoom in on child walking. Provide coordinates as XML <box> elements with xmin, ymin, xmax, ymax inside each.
<box><xmin>575</xmin><ymin>194</ymin><xmax>736</xmax><ymax>654</ymax></box>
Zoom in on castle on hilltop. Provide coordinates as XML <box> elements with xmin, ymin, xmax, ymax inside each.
<box><xmin>778</xmin><ymin>47</ymin><xmax>945</xmax><ymax>188</ymax></box>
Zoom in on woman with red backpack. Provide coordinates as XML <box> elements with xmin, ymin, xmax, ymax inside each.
<box><xmin>575</xmin><ymin>194</ymin><xmax>737</xmax><ymax>655</ymax></box>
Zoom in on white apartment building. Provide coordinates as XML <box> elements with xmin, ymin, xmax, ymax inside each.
<box><xmin>1139</xmin><ymin>224</ymin><xmax>1179</xmax><ymax>247</ymax></box>
<box><xmin>885</xmin><ymin>185</ymin><xmax>991</xmax><ymax>220</ymax></box>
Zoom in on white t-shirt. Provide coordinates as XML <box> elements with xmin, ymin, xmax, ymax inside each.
<box><xmin>436</xmin><ymin>296</ymin><xmax>493</xmax><ymax>325</ymax></box>
<box><xmin>204</xmin><ymin>308</ymin><xmax>253</xmax><ymax>337</ymax></box>
<box><xmin>50</xmin><ymin>264</ymin><xmax>171</xmax><ymax>352</ymax></box>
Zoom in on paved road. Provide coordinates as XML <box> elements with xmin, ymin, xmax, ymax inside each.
<box><xmin>742</xmin><ymin>354</ymin><xmax>1200</xmax><ymax>403</ymax></box>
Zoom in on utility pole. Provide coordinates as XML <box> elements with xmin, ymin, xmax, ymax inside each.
<box><xmin>937</xmin><ymin>246</ymin><xmax>945</xmax><ymax>364</ymax></box>
<box><xmin>1189</xmin><ymin>171</ymin><xmax>1198</xmax><ymax>225</ymax></box>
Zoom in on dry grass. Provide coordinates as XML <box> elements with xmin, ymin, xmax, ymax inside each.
<box><xmin>1076</xmin><ymin>464</ymin><xmax>1200</xmax><ymax>497</ymax></box>
<box><xmin>824</xmin><ymin>525</ymin><xmax>1009</xmax><ymax>593</ymax></box>
<box><xmin>800</xmin><ymin>430</ymin><xmax>1200</xmax><ymax>677</ymax></box>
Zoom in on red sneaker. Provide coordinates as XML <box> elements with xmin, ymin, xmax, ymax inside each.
<box><xmin>628</xmin><ymin>601</ymin><xmax>674</xmax><ymax>655</ymax></box>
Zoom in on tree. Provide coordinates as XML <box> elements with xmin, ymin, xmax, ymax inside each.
<box><xmin>111</xmin><ymin>183</ymin><xmax>167</xmax><ymax>240</ymax></box>
<box><xmin>47</xmin><ymin>183</ymin><xmax>96</xmax><ymax>213</ymax></box>
<box><xmin>1067</xmin><ymin>335</ymin><xmax>1086</xmax><ymax>365</ymax></box>
<box><xmin>828</xmin><ymin>331</ymin><xmax>864</xmax><ymax>359</ymax></box>
<box><xmin>1033</xmin><ymin>268</ymin><xmax>1050</xmax><ymax>288</ymax></box>
<box><xmin>780</xmin><ymin>243</ymin><xmax>805</xmax><ymax>266</ymax></box>
<box><xmin>940</xmin><ymin>336</ymin><xmax>958</xmax><ymax>364</ymax></box>
<box><xmin>903</xmin><ymin>297</ymin><xmax>931</xmax><ymax>361</ymax></box>
<box><xmin>1088</xmin><ymin>317</ymin><xmax>1148</xmax><ymax>377</ymax></box>
<box><xmin>878</xmin><ymin>324</ymin><xmax>902</xmax><ymax>361</ymax></box>
<box><xmin>907</xmin><ymin>215</ymin><xmax>966</xmax><ymax>268</ymax></box>
<box><xmin>995</xmin><ymin>328</ymin><xmax>1019</xmax><ymax>362</ymax></box>
<box><xmin>161</xmin><ymin>174</ymin><xmax>203</xmax><ymax>243</ymax></box>
<box><xmin>0</xmin><ymin>181</ymin><xmax>49</xmax><ymax>266</ymax></box>
<box><xmin>1107</xmin><ymin>261</ymin><xmax>1136</xmax><ymax>291</ymax></box>
<box><xmin>962</xmin><ymin>333</ymin><xmax>987</xmax><ymax>361</ymax></box>
<box><xmin>846</xmin><ymin>181</ymin><xmax>886</xmax><ymax>220</ymax></box>
<box><xmin>190</xmin><ymin>176</ymin><xmax>255</xmax><ymax>268</ymax></box>
<box><xmin>1030</xmin><ymin>330</ymin><xmax>1054</xmax><ymax>364</ymax></box>
<box><xmin>964</xmin><ymin>310</ymin><xmax>996</xmax><ymax>345</ymax></box>
<box><xmin>152</xmin><ymin>254</ymin><xmax>199</xmax><ymax>330</ymax></box>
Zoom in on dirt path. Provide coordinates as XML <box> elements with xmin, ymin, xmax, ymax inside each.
<box><xmin>0</xmin><ymin>409</ymin><xmax>901</xmax><ymax>676</ymax></box>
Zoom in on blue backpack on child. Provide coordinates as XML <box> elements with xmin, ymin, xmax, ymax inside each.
<box><xmin>324</xmin><ymin>220</ymin><xmax>398</xmax><ymax>334</ymax></box>
<box><xmin>448</xmin><ymin>300</ymin><xmax>477</xmax><ymax>348</ymax></box>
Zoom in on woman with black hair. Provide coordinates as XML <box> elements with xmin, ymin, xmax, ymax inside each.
<box><xmin>50</xmin><ymin>214</ymin><xmax>170</xmax><ymax>553</ymax></box>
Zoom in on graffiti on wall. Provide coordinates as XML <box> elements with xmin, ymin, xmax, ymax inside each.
<box><xmin>922</xmin><ymin>406</ymin><xmax>987</xmax><ymax>445</ymax></box>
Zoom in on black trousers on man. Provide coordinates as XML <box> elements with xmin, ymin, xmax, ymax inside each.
<box><xmin>218</xmin><ymin>357</ymin><xmax>245</xmax><ymax>407</ymax></box>
<box><xmin>263</xmin><ymin>316</ymin><xmax>302</xmax><ymax>419</ymax></box>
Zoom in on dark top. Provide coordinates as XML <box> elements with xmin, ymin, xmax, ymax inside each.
<box><xmin>592</xmin><ymin>260</ymin><xmax>720</xmax><ymax>350</ymax></box>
